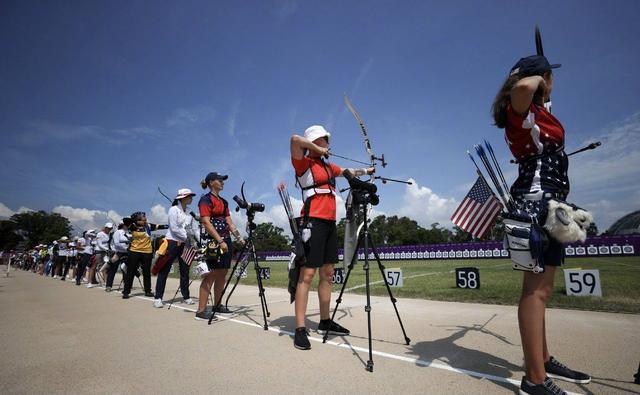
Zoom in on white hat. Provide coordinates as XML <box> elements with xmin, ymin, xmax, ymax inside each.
<box><xmin>304</xmin><ymin>125</ymin><xmax>331</xmax><ymax>142</ymax></box>
<box><xmin>105</xmin><ymin>222</ymin><xmax>113</xmax><ymax>228</ymax></box>
<box><xmin>175</xmin><ymin>188</ymin><xmax>196</xmax><ymax>200</ymax></box>
<box><xmin>60</xmin><ymin>236</ymin><xmax>69</xmax><ymax>241</ymax></box>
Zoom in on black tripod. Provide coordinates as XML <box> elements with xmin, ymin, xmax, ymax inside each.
<box><xmin>208</xmin><ymin>208</ymin><xmax>270</xmax><ymax>328</ymax></box>
<box><xmin>322</xmin><ymin>192</ymin><xmax>410</xmax><ymax>372</ymax></box>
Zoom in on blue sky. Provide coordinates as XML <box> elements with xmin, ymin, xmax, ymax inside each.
<box><xmin>1</xmin><ymin>0</ymin><xmax>639</xmax><ymax>234</ymax></box>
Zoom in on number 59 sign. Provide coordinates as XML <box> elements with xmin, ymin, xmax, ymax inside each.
<box><xmin>563</xmin><ymin>269</ymin><xmax>602</xmax><ymax>297</ymax></box>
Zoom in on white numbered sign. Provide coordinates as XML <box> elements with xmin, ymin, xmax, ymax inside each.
<box><xmin>235</xmin><ymin>267</ymin><xmax>247</xmax><ymax>278</ymax></box>
<box><xmin>332</xmin><ymin>268</ymin><xmax>345</xmax><ymax>284</ymax></box>
<box><xmin>384</xmin><ymin>268</ymin><xmax>403</xmax><ymax>287</ymax></box>
<box><xmin>258</xmin><ymin>267</ymin><xmax>270</xmax><ymax>280</ymax></box>
<box><xmin>563</xmin><ymin>269</ymin><xmax>602</xmax><ymax>297</ymax></box>
<box><xmin>455</xmin><ymin>267</ymin><xmax>480</xmax><ymax>289</ymax></box>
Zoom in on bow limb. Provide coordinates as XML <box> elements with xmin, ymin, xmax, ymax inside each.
<box><xmin>344</xmin><ymin>95</ymin><xmax>384</xmax><ymax>183</ymax></box>
<box><xmin>157</xmin><ymin>186</ymin><xmax>173</xmax><ymax>204</ymax></box>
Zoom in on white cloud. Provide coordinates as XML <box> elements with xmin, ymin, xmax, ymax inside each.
<box><xmin>568</xmin><ymin>111</ymin><xmax>640</xmax><ymax>230</ymax></box>
<box><xmin>273</xmin><ymin>0</ymin><xmax>298</xmax><ymax>24</ymax></box>
<box><xmin>570</xmin><ymin>112</ymin><xmax>640</xmax><ymax>192</ymax></box>
<box><xmin>148</xmin><ymin>204</ymin><xmax>168</xmax><ymax>224</ymax></box>
<box><xmin>228</xmin><ymin>101</ymin><xmax>241</xmax><ymax>137</ymax></box>
<box><xmin>17</xmin><ymin>120</ymin><xmax>158</xmax><ymax>146</ymax></box>
<box><xmin>0</xmin><ymin>203</ymin><xmax>36</xmax><ymax>219</ymax></box>
<box><xmin>0</xmin><ymin>202</ymin><xmax>15</xmax><ymax>218</ymax></box>
<box><xmin>398</xmin><ymin>178</ymin><xmax>459</xmax><ymax>228</ymax></box>
<box><xmin>52</xmin><ymin>205</ymin><xmax>123</xmax><ymax>234</ymax></box>
<box><xmin>165</xmin><ymin>105</ymin><xmax>216</xmax><ymax>128</ymax></box>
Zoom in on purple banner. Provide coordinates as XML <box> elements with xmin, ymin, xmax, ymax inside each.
<box><xmin>258</xmin><ymin>235</ymin><xmax>640</xmax><ymax>261</ymax></box>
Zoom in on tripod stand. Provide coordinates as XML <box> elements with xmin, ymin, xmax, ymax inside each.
<box><xmin>208</xmin><ymin>208</ymin><xmax>270</xmax><ymax>328</ymax></box>
<box><xmin>322</xmin><ymin>193</ymin><xmax>410</xmax><ymax>372</ymax></box>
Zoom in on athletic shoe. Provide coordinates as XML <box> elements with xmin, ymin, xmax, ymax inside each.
<box><xmin>184</xmin><ymin>298</ymin><xmax>195</xmax><ymax>305</ymax></box>
<box><xmin>122</xmin><ymin>294</ymin><xmax>130</xmax><ymax>299</ymax></box>
<box><xmin>144</xmin><ymin>292</ymin><xmax>154</xmax><ymax>297</ymax></box>
<box><xmin>519</xmin><ymin>377</ymin><xmax>566</xmax><ymax>395</ymax></box>
<box><xmin>153</xmin><ymin>299</ymin><xmax>164</xmax><ymax>308</ymax></box>
<box><xmin>87</xmin><ymin>283</ymin><xmax>95</xmax><ymax>288</ymax></box>
<box><xmin>105</xmin><ymin>287</ymin><xmax>112</xmax><ymax>292</ymax></box>
<box><xmin>213</xmin><ymin>304</ymin><xmax>232</xmax><ymax>314</ymax></box>
<box><xmin>294</xmin><ymin>327</ymin><xmax>311</xmax><ymax>350</ymax></box>
<box><xmin>194</xmin><ymin>311</ymin><xmax>216</xmax><ymax>321</ymax></box>
<box><xmin>53</xmin><ymin>275</ymin><xmax>58</xmax><ymax>279</ymax></box>
<box><xmin>545</xmin><ymin>356</ymin><xmax>591</xmax><ymax>384</ymax></box>
<box><xmin>317</xmin><ymin>319</ymin><xmax>350</xmax><ymax>336</ymax></box>
<box><xmin>75</xmin><ymin>281</ymin><xmax>81</xmax><ymax>286</ymax></box>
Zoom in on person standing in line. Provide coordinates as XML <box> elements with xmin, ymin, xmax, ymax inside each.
<box><xmin>55</xmin><ymin>236</ymin><xmax>69</xmax><ymax>279</ymax></box>
<box><xmin>290</xmin><ymin>125</ymin><xmax>374</xmax><ymax>350</ymax></box>
<box><xmin>49</xmin><ymin>241</ymin><xmax>58</xmax><ymax>277</ymax></box>
<box><xmin>491</xmin><ymin>41</ymin><xmax>591</xmax><ymax>394</ymax></box>
<box><xmin>65</xmin><ymin>241</ymin><xmax>77</xmax><ymax>280</ymax></box>
<box><xmin>92</xmin><ymin>223</ymin><xmax>113</xmax><ymax>288</ymax></box>
<box><xmin>105</xmin><ymin>220</ymin><xmax>131</xmax><ymax>292</ymax></box>
<box><xmin>153</xmin><ymin>188</ymin><xmax>198</xmax><ymax>308</ymax></box>
<box><xmin>122</xmin><ymin>212</ymin><xmax>167</xmax><ymax>299</ymax></box>
<box><xmin>194</xmin><ymin>172</ymin><xmax>245</xmax><ymax>320</ymax></box>
<box><xmin>75</xmin><ymin>231</ymin><xmax>94</xmax><ymax>286</ymax></box>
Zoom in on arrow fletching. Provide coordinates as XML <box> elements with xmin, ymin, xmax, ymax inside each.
<box><xmin>535</xmin><ymin>25</ymin><xmax>544</xmax><ymax>56</ymax></box>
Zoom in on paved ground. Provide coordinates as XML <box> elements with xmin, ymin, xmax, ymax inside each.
<box><xmin>1</xmin><ymin>267</ymin><xmax>639</xmax><ymax>394</ymax></box>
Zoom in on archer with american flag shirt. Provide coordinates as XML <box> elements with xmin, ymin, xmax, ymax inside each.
<box><xmin>194</xmin><ymin>171</ymin><xmax>245</xmax><ymax>321</ymax></box>
<box><xmin>290</xmin><ymin>125</ymin><xmax>374</xmax><ymax>351</ymax></box>
<box><xmin>492</xmin><ymin>51</ymin><xmax>591</xmax><ymax>393</ymax></box>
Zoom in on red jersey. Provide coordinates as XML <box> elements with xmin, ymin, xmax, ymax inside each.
<box><xmin>198</xmin><ymin>193</ymin><xmax>230</xmax><ymax>218</ymax></box>
<box><xmin>505</xmin><ymin>103</ymin><xmax>565</xmax><ymax>161</ymax></box>
<box><xmin>292</xmin><ymin>156</ymin><xmax>341</xmax><ymax>221</ymax></box>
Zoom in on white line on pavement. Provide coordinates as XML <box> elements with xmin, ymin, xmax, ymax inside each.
<box><xmin>102</xmin><ymin>284</ymin><xmax>581</xmax><ymax>394</ymax></box>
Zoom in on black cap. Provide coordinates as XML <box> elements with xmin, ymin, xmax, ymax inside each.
<box><xmin>510</xmin><ymin>55</ymin><xmax>561</xmax><ymax>77</ymax></box>
<box><xmin>205</xmin><ymin>172</ymin><xmax>228</xmax><ymax>183</ymax></box>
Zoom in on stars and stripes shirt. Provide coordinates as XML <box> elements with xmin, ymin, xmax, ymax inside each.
<box><xmin>505</xmin><ymin>104</ymin><xmax>569</xmax><ymax>200</ymax></box>
<box><xmin>451</xmin><ymin>177</ymin><xmax>503</xmax><ymax>239</ymax></box>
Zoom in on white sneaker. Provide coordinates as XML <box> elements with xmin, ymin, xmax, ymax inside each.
<box><xmin>184</xmin><ymin>298</ymin><xmax>195</xmax><ymax>305</ymax></box>
<box><xmin>87</xmin><ymin>283</ymin><xmax>95</xmax><ymax>288</ymax></box>
<box><xmin>153</xmin><ymin>299</ymin><xmax>164</xmax><ymax>308</ymax></box>
<box><xmin>53</xmin><ymin>275</ymin><xmax>58</xmax><ymax>279</ymax></box>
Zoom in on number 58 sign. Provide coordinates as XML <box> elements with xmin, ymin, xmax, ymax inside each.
<box><xmin>563</xmin><ymin>269</ymin><xmax>602</xmax><ymax>297</ymax></box>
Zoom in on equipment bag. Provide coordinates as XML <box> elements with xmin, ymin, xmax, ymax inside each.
<box><xmin>503</xmin><ymin>214</ymin><xmax>548</xmax><ymax>273</ymax></box>
<box><xmin>193</xmin><ymin>260</ymin><xmax>210</xmax><ymax>277</ymax></box>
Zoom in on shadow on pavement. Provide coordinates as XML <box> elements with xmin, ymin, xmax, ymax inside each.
<box><xmin>407</xmin><ymin>314</ymin><xmax>521</xmax><ymax>393</ymax></box>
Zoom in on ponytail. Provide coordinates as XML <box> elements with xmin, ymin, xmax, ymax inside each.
<box><xmin>200</xmin><ymin>179</ymin><xmax>208</xmax><ymax>189</ymax></box>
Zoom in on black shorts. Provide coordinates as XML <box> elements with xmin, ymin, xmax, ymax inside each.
<box><xmin>303</xmin><ymin>218</ymin><xmax>338</xmax><ymax>268</ymax></box>
<box><xmin>543</xmin><ymin>232</ymin><xmax>564</xmax><ymax>267</ymax></box>
<box><xmin>206</xmin><ymin>237</ymin><xmax>232</xmax><ymax>270</ymax></box>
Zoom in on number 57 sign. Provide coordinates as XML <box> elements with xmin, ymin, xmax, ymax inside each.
<box><xmin>563</xmin><ymin>269</ymin><xmax>602</xmax><ymax>297</ymax></box>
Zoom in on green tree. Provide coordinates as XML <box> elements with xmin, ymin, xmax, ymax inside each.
<box><xmin>252</xmin><ymin>222</ymin><xmax>290</xmax><ymax>252</ymax></box>
<box><xmin>451</xmin><ymin>226</ymin><xmax>473</xmax><ymax>243</ymax></box>
<box><xmin>7</xmin><ymin>211</ymin><xmax>72</xmax><ymax>248</ymax></box>
<box><xmin>586</xmin><ymin>222</ymin><xmax>599</xmax><ymax>237</ymax></box>
<box><xmin>0</xmin><ymin>220</ymin><xmax>22</xmax><ymax>250</ymax></box>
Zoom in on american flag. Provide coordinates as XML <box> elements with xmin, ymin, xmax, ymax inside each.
<box><xmin>181</xmin><ymin>246</ymin><xmax>197</xmax><ymax>266</ymax></box>
<box><xmin>451</xmin><ymin>177</ymin><xmax>503</xmax><ymax>239</ymax></box>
